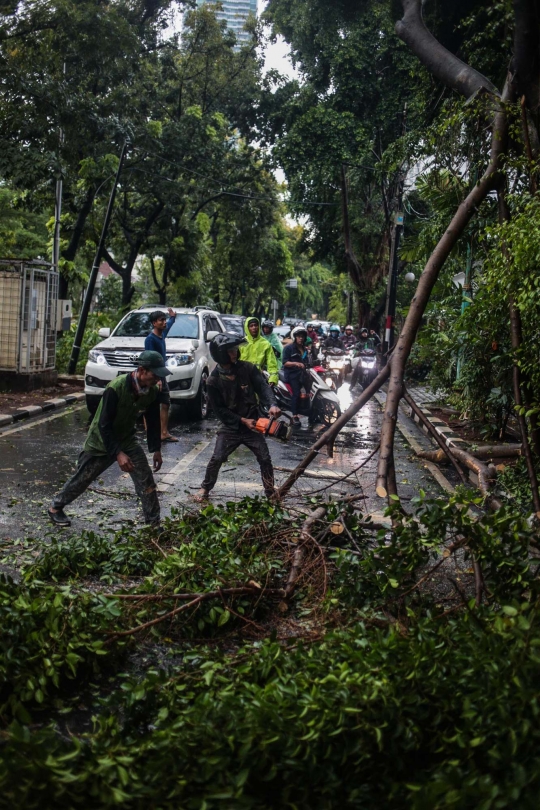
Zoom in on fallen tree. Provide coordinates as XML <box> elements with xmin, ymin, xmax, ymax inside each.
<box><xmin>278</xmin><ymin>0</ymin><xmax>539</xmax><ymax>512</ymax></box>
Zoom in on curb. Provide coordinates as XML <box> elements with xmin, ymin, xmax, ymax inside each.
<box><xmin>0</xmin><ymin>392</ymin><xmax>86</xmax><ymax>428</ymax></box>
<box><xmin>400</xmin><ymin>401</ymin><xmax>485</xmax><ymax>488</ymax></box>
<box><xmin>400</xmin><ymin>402</ymin><xmax>466</xmax><ymax>451</ymax></box>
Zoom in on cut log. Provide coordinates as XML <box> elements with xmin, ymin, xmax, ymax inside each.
<box><xmin>285</xmin><ymin>506</ymin><xmax>327</xmax><ymax>599</ymax></box>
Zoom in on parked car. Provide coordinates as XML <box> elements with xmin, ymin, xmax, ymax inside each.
<box><xmin>318</xmin><ymin>320</ymin><xmax>332</xmax><ymax>336</ymax></box>
<box><xmin>84</xmin><ymin>306</ymin><xmax>226</xmax><ymax>419</ymax></box>
<box><xmin>220</xmin><ymin>314</ymin><xmax>245</xmax><ymax>336</ymax></box>
<box><xmin>274</xmin><ymin>324</ymin><xmax>291</xmax><ymax>340</ymax></box>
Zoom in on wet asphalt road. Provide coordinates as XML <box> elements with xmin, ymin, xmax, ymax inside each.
<box><xmin>0</xmin><ymin>384</ymin><xmax>456</xmax><ymax>547</ymax></box>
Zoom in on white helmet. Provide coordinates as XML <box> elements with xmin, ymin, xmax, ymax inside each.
<box><xmin>291</xmin><ymin>326</ymin><xmax>308</xmax><ymax>340</ymax></box>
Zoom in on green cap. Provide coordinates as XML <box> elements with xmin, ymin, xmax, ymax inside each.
<box><xmin>138</xmin><ymin>350</ymin><xmax>171</xmax><ymax>377</ymax></box>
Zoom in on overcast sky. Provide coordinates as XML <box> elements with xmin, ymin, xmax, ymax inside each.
<box><xmin>259</xmin><ymin>1</ymin><xmax>298</xmax><ymax>80</ymax></box>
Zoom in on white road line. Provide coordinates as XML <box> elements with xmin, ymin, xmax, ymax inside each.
<box><xmin>157</xmin><ymin>441</ymin><xmax>210</xmax><ymax>491</ymax></box>
<box><xmin>0</xmin><ymin>404</ymin><xmax>86</xmax><ymax>437</ymax></box>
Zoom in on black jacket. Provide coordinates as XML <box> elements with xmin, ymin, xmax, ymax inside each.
<box><xmin>207</xmin><ymin>360</ymin><xmax>276</xmax><ymax>431</ymax></box>
<box><xmin>323</xmin><ymin>336</ymin><xmax>345</xmax><ymax>351</ymax></box>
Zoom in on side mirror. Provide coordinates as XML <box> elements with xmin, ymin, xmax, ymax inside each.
<box><xmin>206</xmin><ymin>330</ymin><xmax>219</xmax><ymax>342</ymax></box>
<box><xmin>98</xmin><ymin>327</ymin><xmax>111</xmax><ymax>339</ymax></box>
<box><xmin>191</xmin><ymin>339</ymin><xmax>199</xmax><ymax>350</ymax></box>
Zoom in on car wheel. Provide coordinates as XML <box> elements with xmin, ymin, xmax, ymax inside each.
<box><xmin>85</xmin><ymin>394</ymin><xmax>101</xmax><ymax>416</ymax></box>
<box><xmin>188</xmin><ymin>371</ymin><xmax>209</xmax><ymax>420</ymax></box>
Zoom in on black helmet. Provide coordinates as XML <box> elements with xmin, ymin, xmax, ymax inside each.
<box><xmin>209</xmin><ymin>333</ymin><xmax>246</xmax><ymax>365</ymax></box>
<box><xmin>360</xmin><ymin>327</ymin><xmax>368</xmax><ymax>335</ymax></box>
<box><xmin>261</xmin><ymin>319</ymin><xmax>274</xmax><ymax>332</ymax></box>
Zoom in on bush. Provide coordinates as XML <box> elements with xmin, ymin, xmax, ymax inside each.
<box><xmin>55</xmin><ymin>313</ymin><xmax>118</xmax><ymax>374</ymax></box>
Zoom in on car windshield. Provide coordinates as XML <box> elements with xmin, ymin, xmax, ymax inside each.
<box><xmin>221</xmin><ymin>316</ymin><xmax>244</xmax><ymax>336</ymax></box>
<box><xmin>114</xmin><ymin>312</ymin><xmax>199</xmax><ymax>339</ymax></box>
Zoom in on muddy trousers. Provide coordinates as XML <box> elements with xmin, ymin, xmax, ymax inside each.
<box><xmin>52</xmin><ymin>444</ymin><xmax>160</xmax><ymax>525</ymax></box>
<box><xmin>201</xmin><ymin>430</ymin><xmax>274</xmax><ymax>496</ymax></box>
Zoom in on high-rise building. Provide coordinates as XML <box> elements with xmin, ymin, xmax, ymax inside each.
<box><xmin>196</xmin><ymin>0</ymin><xmax>258</xmax><ymax>47</ymax></box>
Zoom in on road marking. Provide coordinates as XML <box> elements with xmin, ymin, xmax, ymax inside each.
<box><xmin>0</xmin><ymin>404</ymin><xmax>86</xmax><ymax>437</ymax></box>
<box><xmin>158</xmin><ymin>441</ymin><xmax>210</xmax><ymax>491</ymax></box>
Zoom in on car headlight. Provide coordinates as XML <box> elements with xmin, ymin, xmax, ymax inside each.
<box><xmin>166</xmin><ymin>353</ymin><xmax>193</xmax><ymax>368</ymax></box>
<box><xmin>88</xmin><ymin>349</ymin><xmax>107</xmax><ymax>365</ymax></box>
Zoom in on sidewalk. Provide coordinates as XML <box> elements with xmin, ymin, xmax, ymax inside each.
<box><xmin>0</xmin><ymin>385</ymin><xmax>86</xmax><ymax>428</ymax></box>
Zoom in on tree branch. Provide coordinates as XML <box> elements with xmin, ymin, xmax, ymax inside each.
<box><xmin>396</xmin><ymin>0</ymin><xmax>500</xmax><ymax>99</ymax></box>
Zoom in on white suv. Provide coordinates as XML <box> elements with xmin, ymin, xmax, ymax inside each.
<box><xmin>84</xmin><ymin>306</ymin><xmax>226</xmax><ymax>419</ymax></box>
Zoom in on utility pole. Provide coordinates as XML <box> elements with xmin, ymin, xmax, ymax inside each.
<box><xmin>54</xmin><ymin>61</ymin><xmax>66</xmax><ymax>294</ymax></box>
<box><xmin>382</xmin><ymin>104</ymin><xmax>407</xmax><ymax>362</ymax></box>
<box><xmin>67</xmin><ymin>142</ymin><xmax>128</xmax><ymax>374</ymax></box>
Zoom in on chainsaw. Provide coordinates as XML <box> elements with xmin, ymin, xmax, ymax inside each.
<box><xmin>254</xmin><ymin>413</ymin><xmax>293</xmax><ymax>441</ymax></box>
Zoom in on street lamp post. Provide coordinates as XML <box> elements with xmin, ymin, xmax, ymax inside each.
<box><xmin>453</xmin><ymin>243</ymin><xmax>473</xmax><ymax>380</ymax></box>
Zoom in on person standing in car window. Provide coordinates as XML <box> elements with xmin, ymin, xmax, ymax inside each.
<box><xmin>144</xmin><ymin>308</ymin><xmax>178</xmax><ymax>443</ymax></box>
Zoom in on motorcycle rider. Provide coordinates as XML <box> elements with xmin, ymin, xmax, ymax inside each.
<box><xmin>195</xmin><ymin>334</ymin><xmax>281</xmax><ymax>502</ymax></box>
<box><xmin>261</xmin><ymin>319</ymin><xmax>283</xmax><ymax>369</ymax></box>
<box><xmin>369</xmin><ymin>328</ymin><xmax>382</xmax><ymax>349</ymax></box>
<box><xmin>306</xmin><ymin>321</ymin><xmax>319</xmax><ymax>343</ymax></box>
<box><xmin>341</xmin><ymin>325</ymin><xmax>357</xmax><ymax>350</ymax></box>
<box><xmin>282</xmin><ymin>326</ymin><xmax>310</xmax><ymax>427</ymax></box>
<box><xmin>240</xmin><ymin>317</ymin><xmax>279</xmax><ymax>384</ymax></box>
<box><xmin>323</xmin><ymin>325</ymin><xmax>345</xmax><ymax>351</ymax></box>
<box><xmin>357</xmin><ymin>327</ymin><xmax>375</xmax><ymax>351</ymax></box>
<box><xmin>351</xmin><ymin>328</ymin><xmax>377</xmax><ymax>389</ymax></box>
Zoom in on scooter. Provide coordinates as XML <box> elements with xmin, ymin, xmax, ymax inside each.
<box><xmin>351</xmin><ymin>349</ymin><xmax>378</xmax><ymax>389</ymax></box>
<box><xmin>321</xmin><ymin>349</ymin><xmax>349</xmax><ymax>390</ymax></box>
<box><xmin>272</xmin><ymin>367</ymin><xmax>341</xmax><ymax>426</ymax></box>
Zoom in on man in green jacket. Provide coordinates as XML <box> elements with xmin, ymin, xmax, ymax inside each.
<box><xmin>240</xmin><ymin>317</ymin><xmax>279</xmax><ymax>384</ymax></box>
<box><xmin>48</xmin><ymin>351</ymin><xmax>168</xmax><ymax>528</ymax></box>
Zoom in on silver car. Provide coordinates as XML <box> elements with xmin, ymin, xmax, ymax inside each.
<box><xmin>84</xmin><ymin>306</ymin><xmax>225</xmax><ymax>419</ymax></box>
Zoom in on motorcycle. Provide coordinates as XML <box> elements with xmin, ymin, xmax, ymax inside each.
<box><xmin>351</xmin><ymin>349</ymin><xmax>378</xmax><ymax>389</ymax></box>
<box><xmin>271</xmin><ymin>367</ymin><xmax>341</xmax><ymax>426</ymax></box>
<box><xmin>321</xmin><ymin>349</ymin><xmax>349</xmax><ymax>390</ymax></box>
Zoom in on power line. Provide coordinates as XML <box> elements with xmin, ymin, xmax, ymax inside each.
<box><xmin>130</xmin><ymin>145</ymin><xmax>338</xmax><ymax>206</ymax></box>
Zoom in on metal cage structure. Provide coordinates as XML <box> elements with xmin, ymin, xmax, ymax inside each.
<box><xmin>0</xmin><ymin>259</ymin><xmax>58</xmax><ymax>373</ymax></box>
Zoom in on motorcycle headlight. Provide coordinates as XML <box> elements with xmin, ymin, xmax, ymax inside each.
<box><xmin>88</xmin><ymin>349</ymin><xmax>107</xmax><ymax>365</ymax></box>
<box><xmin>325</xmin><ymin>377</ymin><xmax>334</xmax><ymax>386</ymax></box>
<box><xmin>166</xmin><ymin>353</ymin><xmax>193</xmax><ymax>368</ymax></box>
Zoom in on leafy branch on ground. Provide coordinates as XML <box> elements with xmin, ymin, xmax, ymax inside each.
<box><xmin>1</xmin><ymin>494</ymin><xmax>540</xmax><ymax>807</ymax></box>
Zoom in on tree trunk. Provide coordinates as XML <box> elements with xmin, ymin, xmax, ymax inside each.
<box><xmin>58</xmin><ymin>186</ymin><xmax>96</xmax><ymax>297</ymax></box>
<box><xmin>376</xmin><ymin>80</ymin><xmax>511</xmax><ymax>497</ymax></box>
<box><xmin>103</xmin><ymin>247</ymin><xmax>138</xmax><ymax>306</ymax></box>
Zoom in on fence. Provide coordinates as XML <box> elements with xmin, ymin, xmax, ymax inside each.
<box><xmin>0</xmin><ymin>259</ymin><xmax>58</xmax><ymax>373</ymax></box>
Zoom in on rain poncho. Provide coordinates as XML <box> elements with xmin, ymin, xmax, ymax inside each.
<box><xmin>262</xmin><ymin>330</ymin><xmax>283</xmax><ymax>369</ymax></box>
<box><xmin>240</xmin><ymin>317</ymin><xmax>279</xmax><ymax>384</ymax></box>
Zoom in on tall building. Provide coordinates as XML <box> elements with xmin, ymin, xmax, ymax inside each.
<box><xmin>196</xmin><ymin>0</ymin><xmax>258</xmax><ymax>47</ymax></box>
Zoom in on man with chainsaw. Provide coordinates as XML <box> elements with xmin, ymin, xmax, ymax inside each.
<box><xmin>195</xmin><ymin>334</ymin><xmax>281</xmax><ymax>502</ymax></box>
<box><xmin>239</xmin><ymin>317</ymin><xmax>279</xmax><ymax>384</ymax></box>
